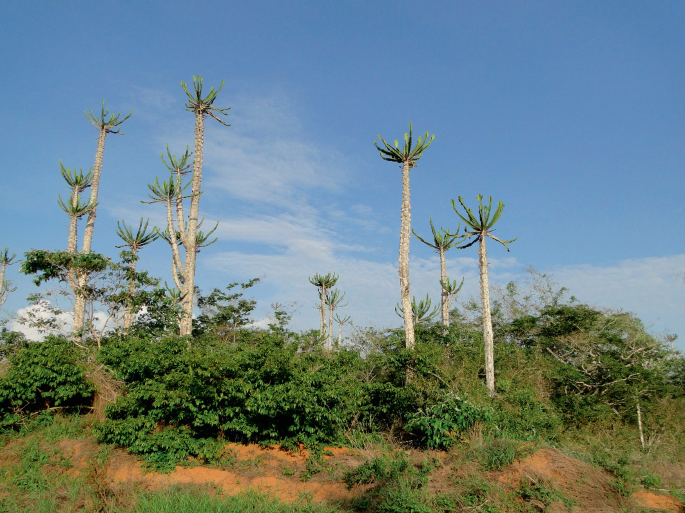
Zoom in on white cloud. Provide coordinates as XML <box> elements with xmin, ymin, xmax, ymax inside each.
<box><xmin>550</xmin><ymin>255</ymin><xmax>685</xmax><ymax>339</ymax></box>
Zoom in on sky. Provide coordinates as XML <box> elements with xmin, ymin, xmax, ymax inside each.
<box><xmin>1</xmin><ymin>1</ymin><xmax>684</xmax><ymax>348</ymax></box>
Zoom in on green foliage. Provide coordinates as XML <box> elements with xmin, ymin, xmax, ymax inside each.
<box><xmin>0</xmin><ymin>337</ymin><xmax>94</xmax><ymax>429</ymax></box>
<box><xmin>95</xmin><ymin>334</ymin><xmax>367</xmax><ymax>469</ymax></box>
<box><xmin>346</xmin><ymin>453</ymin><xmax>436</xmax><ymax>513</ymax></box>
<box><xmin>515</xmin><ymin>477</ymin><xmax>576</xmax><ymax>511</ymax></box>
<box><xmin>406</xmin><ymin>394</ymin><xmax>491</xmax><ymax>449</ymax></box>
<box><xmin>479</xmin><ymin>437</ymin><xmax>530</xmax><ymax>470</ymax></box>
<box><xmin>131</xmin><ymin>487</ymin><xmax>342</xmax><ymax>513</ymax></box>
<box><xmin>395</xmin><ymin>294</ymin><xmax>439</xmax><ymax>325</ymax></box>
<box><xmin>12</xmin><ymin>438</ymin><xmax>50</xmax><ymax>492</ymax></box>
<box><xmin>195</xmin><ymin>278</ymin><xmax>260</xmax><ymax>340</ymax></box>
<box><xmin>20</xmin><ymin>249</ymin><xmax>109</xmax><ymax>287</ymax></box>
<box><xmin>374</xmin><ymin>123</ymin><xmax>435</xmax><ymax>165</ymax></box>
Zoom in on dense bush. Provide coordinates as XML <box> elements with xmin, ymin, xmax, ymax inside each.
<box><xmin>0</xmin><ymin>336</ymin><xmax>94</xmax><ymax>429</ymax></box>
<box><xmin>95</xmin><ymin>332</ymin><xmax>369</xmax><ymax>468</ymax></box>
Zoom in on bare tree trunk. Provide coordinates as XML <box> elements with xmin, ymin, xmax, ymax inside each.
<box><xmin>0</xmin><ymin>260</ymin><xmax>8</xmax><ymax>309</ymax></box>
<box><xmin>73</xmin><ymin>129</ymin><xmax>107</xmax><ymax>343</ymax></box>
<box><xmin>338</xmin><ymin>322</ymin><xmax>343</xmax><ymax>347</ymax></box>
<box><xmin>399</xmin><ymin>160</ymin><xmax>415</xmax><ymax>350</ymax></box>
<box><xmin>123</xmin><ymin>250</ymin><xmax>137</xmax><ymax>331</ymax></box>
<box><xmin>479</xmin><ymin>236</ymin><xmax>496</xmax><ymax>397</ymax></box>
<box><xmin>320</xmin><ymin>284</ymin><xmax>327</xmax><ymax>348</ymax></box>
<box><xmin>637</xmin><ymin>402</ymin><xmax>645</xmax><ymax>449</ymax></box>
<box><xmin>328</xmin><ymin>301</ymin><xmax>334</xmax><ymax>350</ymax></box>
<box><xmin>180</xmin><ymin>112</ymin><xmax>205</xmax><ymax>336</ymax></box>
<box><xmin>67</xmin><ymin>191</ymin><xmax>80</xmax><ymax>333</ymax></box>
<box><xmin>82</xmin><ymin>129</ymin><xmax>106</xmax><ymax>254</ymax></box>
<box><xmin>439</xmin><ymin>246</ymin><xmax>449</xmax><ymax>327</ymax></box>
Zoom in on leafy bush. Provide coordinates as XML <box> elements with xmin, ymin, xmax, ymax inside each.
<box><xmin>95</xmin><ymin>333</ymin><xmax>368</xmax><ymax>468</ymax></box>
<box><xmin>479</xmin><ymin>437</ymin><xmax>530</xmax><ymax>470</ymax></box>
<box><xmin>406</xmin><ymin>394</ymin><xmax>490</xmax><ymax>449</ymax></box>
<box><xmin>0</xmin><ymin>337</ymin><xmax>94</xmax><ymax>429</ymax></box>
<box><xmin>346</xmin><ymin>453</ymin><xmax>436</xmax><ymax>513</ymax></box>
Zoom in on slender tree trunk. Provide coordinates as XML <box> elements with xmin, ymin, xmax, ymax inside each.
<box><xmin>180</xmin><ymin>112</ymin><xmax>205</xmax><ymax>336</ymax></box>
<box><xmin>338</xmin><ymin>322</ymin><xmax>343</xmax><ymax>347</ymax></box>
<box><xmin>637</xmin><ymin>402</ymin><xmax>645</xmax><ymax>449</ymax></box>
<box><xmin>479</xmin><ymin>236</ymin><xmax>496</xmax><ymax>397</ymax></box>
<box><xmin>0</xmin><ymin>260</ymin><xmax>8</xmax><ymax>309</ymax></box>
<box><xmin>328</xmin><ymin>302</ymin><xmax>334</xmax><ymax>350</ymax></box>
<box><xmin>439</xmin><ymin>246</ymin><xmax>449</xmax><ymax>327</ymax></box>
<box><xmin>67</xmin><ymin>192</ymin><xmax>80</xmax><ymax>330</ymax></box>
<box><xmin>399</xmin><ymin>161</ymin><xmax>415</xmax><ymax>350</ymax></box>
<box><xmin>319</xmin><ymin>284</ymin><xmax>327</xmax><ymax>347</ymax></box>
<box><xmin>166</xmin><ymin>196</ymin><xmax>185</xmax><ymax>290</ymax></box>
<box><xmin>73</xmin><ymin>129</ymin><xmax>107</xmax><ymax>343</ymax></box>
<box><xmin>123</xmin><ymin>250</ymin><xmax>137</xmax><ymax>331</ymax></box>
<box><xmin>82</xmin><ymin>129</ymin><xmax>106</xmax><ymax>254</ymax></box>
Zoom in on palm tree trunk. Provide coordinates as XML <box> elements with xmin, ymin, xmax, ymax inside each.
<box><xmin>123</xmin><ymin>250</ymin><xmax>137</xmax><ymax>331</ymax></box>
<box><xmin>338</xmin><ymin>322</ymin><xmax>343</xmax><ymax>347</ymax></box>
<box><xmin>320</xmin><ymin>284</ymin><xmax>327</xmax><ymax>347</ymax></box>
<box><xmin>82</xmin><ymin>129</ymin><xmax>106</xmax><ymax>254</ymax></box>
<box><xmin>328</xmin><ymin>302</ymin><xmax>334</xmax><ymax>350</ymax></box>
<box><xmin>399</xmin><ymin>161</ymin><xmax>415</xmax><ymax>350</ymax></box>
<box><xmin>0</xmin><ymin>260</ymin><xmax>8</xmax><ymax>309</ymax></box>
<box><xmin>67</xmin><ymin>192</ymin><xmax>80</xmax><ymax>331</ymax></box>
<box><xmin>73</xmin><ymin>128</ymin><xmax>107</xmax><ymax>343</ymax></box>
<box><xmin>478</xmin><ymin>236</ymin><xmax>496</xmax><ymax>397</ymax></box>
<box><xmin>439</xmin><ymin>246</ymin><xmax>449</xmax><ymax>327</ymax></box>
<box><xmin>180</xmin><ymin>112</ymin><xmax>205</xmax><ymax>336</ymax></box>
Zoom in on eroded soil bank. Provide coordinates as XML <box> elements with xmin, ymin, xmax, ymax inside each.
<box><xmin>44</xmin><ymin>438</ymin><xmax>683</xmax><ymax>512</ymax></box>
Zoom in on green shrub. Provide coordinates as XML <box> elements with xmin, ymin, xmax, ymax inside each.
<box><xmin>479</xmin><ymin>437</ymin><xmax>530</xmax><ymax>470</ymax></box>
<box><xmin>95</xmin><ymin>333</ymin><xmax>368</xmax><ymax>469</ymax></box>
<box><xmin>0</xmin><ymin>337</ymin><xmax>94</xmax><ymax>429</ymax></box>
<box><xmin>406</xmin><ymin>394</ymin><xmax>490</xmax><ymax>449</ymax></box>
<box><xmin>346</xmin><ymin>453</ymin><xmax>436</xmax><ymax>513</ymax></box>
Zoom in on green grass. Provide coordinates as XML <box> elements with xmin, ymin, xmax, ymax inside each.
<box><xmin>116</xmin><ymin>487</ymin><xmax>348</xmax><ymax>513</ymax></box>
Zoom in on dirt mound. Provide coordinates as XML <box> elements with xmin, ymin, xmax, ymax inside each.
<box><xmin>101</xmin><ymin>442</ymin><xmax>368</xmax><ymax>504</ymax></box>
<box><xmin>494</xmin><ymin>448</ymin><xmax>682</xmax><ymax>513</ymax></box>
<box><xmin>41</xmin><ymin>440</ymin><xmax>685</xmax><ymax>511</ymax></box>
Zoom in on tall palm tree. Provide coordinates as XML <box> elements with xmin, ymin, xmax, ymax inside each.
<box><xmin>308</xmin><ymin>273</ymin><xmax>338</xmax><ymax>345</ymax></box>
<box><xmin>82</xmin><ymin>101</ymin><xmax>133</xmax><ymax>253</ymax></box>
<box><xmin>375</xmin><ymin>123</ymin><xmax>434</xmax><ymax>349</ymax></box>
<box><xmin>452</xmin><ymin>195</ymin><xmax>516</xmax><ymax>397</ymax></box>
<box><xmin>179</xmin><ymin>76</ymin><xmax>230</xmax><ymax>336</ymax></box>
<box><xmin>72</xmin><ymin>102</ymin><xmax>132</xmax><ymax>342</ymax></box>
<box><xmin>115</xmin><ymin>219</ymin><xmax>158</xmax><ymax>331</ymax></box>
<box><xmin>0</xmin><ymin>248</ymin><xmax>17</xmax><ymax>310</ymax></box>
<box><xmin>413</xmin><ymin>218</ymin><xmax>464</xmax><ymax>327</ymax></box>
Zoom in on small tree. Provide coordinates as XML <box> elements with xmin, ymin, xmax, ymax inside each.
<box><xmin>196</xmin><ymin>278</ymin><xmax>260</xmax><ymax>343</ymax></box>
<box><xmin>308</xmin><ymin>273</ymin><xmax>338</xmax><ymax>345</ymax></box>
<box><xmin>0</xmin><ymin>248</ymin><xmax>17</xmax><ymax>310</ymax></box>
<box><xmin>452</xmin><ymin>195</ymin><xmax>516</xmax><ymax>397</ymax></box>
<box><xmin>375</xmin><ymin>123</ymin><xmax>434</xmax><ymax>350</ymax></box>
<box><xmin>115</xmin><ymin>219</ymin><xmax>159</xmax><ymax>331</ymax></box>
<box><xmin>144</xmin><ymin>145</ymin><xmax>218</xmax><ymax>333</ymax></box>
<box><xmin>413</xmin><ymin>218</ymin><xmax>464</xmax><ymax>327</ymax></box>
<box><xmin>332</xmin><ymin>313</ymin><xmax>352</xmax><ymax>348</ymax></box>
<box><xmin>325</xmin><ymin>289</ymin><xmax>347</xmax><ymax>350</ymax></box>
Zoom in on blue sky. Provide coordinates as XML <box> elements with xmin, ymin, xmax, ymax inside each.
<box><xmin>1</xmin><ymin>1</ymin><xmax>684</xmax><ymax>347</ymax></box>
